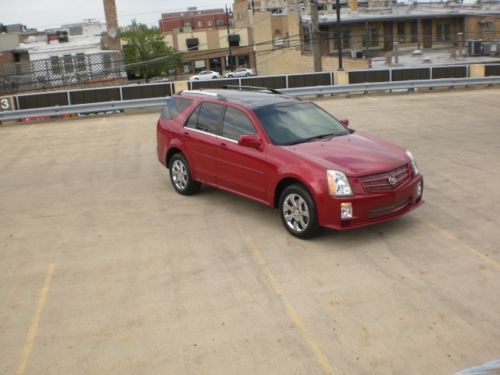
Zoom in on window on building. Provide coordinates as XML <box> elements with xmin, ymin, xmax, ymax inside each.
<box><xmin>103</xmin><ymin>54</ymin><xmax>112</xmax><ymax>71</ymax></box>
<box><xmin>63</xmin><ymin>55</ymin><xmax>75</xmax><ymax>73</ymax></box>
<box><xmin>397</xmin><ymin>22</ymin><xmax>406</xmax><ymax>43</ymax></box>
<box><xmin>194</xmin><ymin>60</ymin><xmax>206</xmax><ymax>73</ymax></box>
<box><xmin>331</xmin><ymin>30</ymin><xmax>351</xmax><ymax>50</ymax></box>
<box><xmin>228</xmin><ymin>34</ymin><xmax>240</xmax><ymax>47</ymax></box>
<box><xmin>410</xmin><ymin>21</ymin><xmax>418</xmax><ymax>43</ymax></box>
<box><xmin>482</xmin><ymin>21</ymin><xmax>494</xmax><ymax>32</ymax></box>
<box><xmin>436</xmin><ymin>24</ymin><xmax>450</xmax><ymax>41</ymax></box>
<box><xmin>222</xmin><ymin>107</ymin><xmax>256</xmax><ymax>141</ymax></box>
<box><xmin>182</xmin><ymin>62</ymin><xmax>193</xmax><ymax>74</ymax></box>
<box><xmin>186</xmin><ymin>38</ymin><xmax>199</xmax><ymax>50</ymax></box>
<box><xmin>207</xmin><ymin>20</ymin><xmax>213</xmax><ymax>26</ymax></box>
<box><xmin>68</xmin><ymin>25</ymin><xmax>83</xmax><ymax>36</ymax></box>
<box><xmin>197</xmin><ymin>21</ymin><xmax>203</xmax><ymax>27</ymax></box>
<box><xmin>184</xmin><ymin>23</ymin><xmax>192</xmax><ymax>28</ymax></box>
<box><xmin>363</xmin><ymin>28</ymin><xmax>379</xmax><ymax>47</ymax></box>
<box><xmin>76</xmin><ymin>53</ymin><xmax>86</xmax><ymax>72</ymax></box>
<box><xmin>226</xmin><ymin>55</ymin><xmax>236</xmax><ymax>70</ymax></box>
<box><xmin>216</xmin><ymin>19</ymin><xmax>224</xmax><ymax>27</ymax></box>
<box><xmin>50</xmin><ymin>56</ymin><xmax>61</xmax><ymax>74</ymax></box>
<box><xmin>238</xmin><ymin>55</ymin><xmax>249</xmax><ymax>67</ymax></box>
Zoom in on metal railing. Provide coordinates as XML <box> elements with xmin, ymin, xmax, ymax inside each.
<box><xmin>0</xmin><ymin>97</ymin><xmax>168</xmax><ymax>121</ymax></box>
<box><xmin>279</xmin><ymin>76</ymin><xmax>500</xmax><ymax>96</ymax></box>
<box><xmin>1</xmin><ymin>76</ymin><xmax>498</xmax><ymax>122</ymax></box>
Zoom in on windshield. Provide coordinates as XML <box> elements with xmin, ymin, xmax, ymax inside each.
<box><xmin>255</xmin><ymin>102</ymin><xmax>349</xmax><ymax>145</ymax></box>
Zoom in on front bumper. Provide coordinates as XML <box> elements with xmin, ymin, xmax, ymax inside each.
<box><xmin>317</xmin><ymin>175</ymin><xmax>424</xmax><ymax>230</ymax></box>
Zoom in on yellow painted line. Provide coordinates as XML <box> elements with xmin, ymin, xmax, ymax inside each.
<box><xmin>243</xmin><ymin>237</ymin><xmax>335</xmax><ymax>374</ymax></box>
<box><xmin>421</xmin><ymin>220</ymin><xmax>500</xmax><ymax>271</ymax></box>
<box><xmin>16</xmin><ymin>264</ymin><xmax>56</xmax><ymax>375</ymax></box>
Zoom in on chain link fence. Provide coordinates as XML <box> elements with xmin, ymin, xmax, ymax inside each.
<box><xmin>0</xmin><ymin>52</ymin><xmax>126</xmax><ymax>96</ymax></box>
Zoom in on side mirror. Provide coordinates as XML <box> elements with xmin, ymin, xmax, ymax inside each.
<box><xmin>340</xmin><ymin>118</ymin><xmax>349</xmax><ymax>128</ymax></box>
<box><xmin>238</xmin><ymin>135</ymin><xmax>262</xmax><ymax>150</ymax></box>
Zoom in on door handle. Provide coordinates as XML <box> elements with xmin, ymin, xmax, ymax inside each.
<box><xmin>220</xmin><ymin>142</ymin><xmax>227</xmax><ymax>148</ymax></box>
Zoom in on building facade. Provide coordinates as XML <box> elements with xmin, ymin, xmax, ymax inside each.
<box><xmin>160</xmin><ymin>7</ymin><xmax>233</xmax><ymax>33</ymax></box>
<box><xmin>0</xmin><ymin>20</ymin><xmax>125</xmax><ymax>93</ymax></box>
<box><xmin>160</xmin><ymin>7</ymin><xmax>255</xmax><ymax>77</ymax></box>
<box><xmin>301</xmin><ymin>4</ymin><xmax>500</xmax><ymax>57</ymax></box>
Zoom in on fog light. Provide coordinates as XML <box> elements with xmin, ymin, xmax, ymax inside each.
<box><xmin>340</xmin><ymin>202</ymin><xmax>353</xmax><ymax>220</ymax></box>
<box><xmin>416</xmin><ymin>181</ymin><xmax>423</xmax><ymax>197</ymax></box>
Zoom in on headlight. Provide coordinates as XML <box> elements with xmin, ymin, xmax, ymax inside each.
<box><xmin>406</xmin><ymin>150</ymin><xmax>420</xmax><ymax>176</ymax></box>
<box><xmin>327</xmin><ymin>170</ymin><xmax>352</xmax><ymax>196</ymax></box>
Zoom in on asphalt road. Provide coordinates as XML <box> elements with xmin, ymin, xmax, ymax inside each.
<box><xmin>1</xmin><ymin>88</ymin><xmax>499</xmax><ymax>375</ymax></box>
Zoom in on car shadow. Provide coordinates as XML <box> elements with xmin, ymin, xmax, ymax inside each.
<box><xmin>194</xmin><ymin>185</ymin><xmax>419</xmax><ymax>245</ymax></box>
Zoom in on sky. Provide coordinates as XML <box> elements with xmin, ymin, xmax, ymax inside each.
<box><xmin>0</xmin><ymin>0</ymin><xmax>232</xmax><ymax>30</ymax></box>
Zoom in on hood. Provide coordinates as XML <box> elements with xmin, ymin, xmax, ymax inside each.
<box><xmin>285</xmin><ymin>132</ymin><xmax>409</xmax><ymax>176</ymax></box>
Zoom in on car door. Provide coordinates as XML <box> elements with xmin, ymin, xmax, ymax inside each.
<box><xmin>216</xmin><ymin>106</ymin><xmax>270</xmax><ymax>203</ymax></box>
<box><xmin>182</xmin><ymin>102</ymin><xmax>224</xmax><ymax>184</ymax></box>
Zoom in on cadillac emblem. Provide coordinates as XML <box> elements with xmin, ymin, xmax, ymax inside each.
<box><xmin>388</xmin><ymin>176</ymin><xmax>397</xmax><ymax>186</ymax></box>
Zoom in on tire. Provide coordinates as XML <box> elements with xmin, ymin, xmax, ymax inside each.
<box><xmin>212</xmin><ymin>76</ymin><xmax>217</xmax><ymax>79</ymax></box>
<box><xmin>168</xmin><ymin>154</ymin><xmax>201</xmax><ymax>195</ymax></box>
<box><xmin>279</xmin><ymin>184</ymin><xmax>319</xmax><ymax>239</ymax></box>
<box><xmin>245</xmin><ymin>73</ymin><xmax>250</xmax><ymax>77</ymax></box>
<box><xmin>228</xmin><ymin>74</ymin><xmax>233</xmax><ymax>78</ymax></box>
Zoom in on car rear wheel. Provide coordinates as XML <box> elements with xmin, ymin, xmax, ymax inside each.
<box><xmin>279</xmin><ymin>184</ymin><xmax>319</xmax><ymax>238</ymax></box>
<box><xmin>169</xmin><ymin>154</ymin><xmax>201</xmax><ymax>195</ymax></box>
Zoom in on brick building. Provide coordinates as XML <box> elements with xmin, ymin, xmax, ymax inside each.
<box><xmin>160</xmin><ymin>7</ymin><xmax>255</xmax><ymax>77</ymax></box>
<box><xmin>160</xmin><ymin>7</ymin><xmax>233</xmax><ymax>33</ymax></box>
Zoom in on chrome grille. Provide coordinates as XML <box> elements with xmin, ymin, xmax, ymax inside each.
<box><xmin>360</xmin><ymin>165</ymin><xmax>410</xmax><ymax>192</ymax></box>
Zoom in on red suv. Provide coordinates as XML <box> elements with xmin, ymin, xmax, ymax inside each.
<box><xmin>156</xmin><ymin>88</ymin><xmax>423</xmax><ymax>238</ymax></box>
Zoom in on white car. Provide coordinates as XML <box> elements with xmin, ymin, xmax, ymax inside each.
<box><xmin>189</xmin><ymin>70</ymin><xmax>220</xmax><ymax>80</ymax></box>
<box><xmin>224</xmin><ymin>68</ymin><xmax>256</xmax><ymax>78</ymax></box>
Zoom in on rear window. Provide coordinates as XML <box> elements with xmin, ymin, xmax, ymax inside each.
<box><xmin>160</xmin><ymin>97</ymin><xmax>193</xmax><ymax>119</ymax></box>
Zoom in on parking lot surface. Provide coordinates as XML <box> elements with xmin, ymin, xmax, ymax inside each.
<box><xmin>1</xmin><ymin>89</ymin><xmax>499</xmax><ymax>375</ymax></box>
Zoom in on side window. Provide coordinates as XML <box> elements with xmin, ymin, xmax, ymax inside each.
<box><xmin>195</xmin><ymin>102</ymin><xmax>224</xmax><ymax>134</ymax></box>
<box><xmin>185</xmin><ymin>105</ymin><xmax>201</xmax><ymax>129</ymax></box>
<box><xmin>222</xmin><ymin>107</ymin><xmax>256</xmax><ymax>141</ymax></box>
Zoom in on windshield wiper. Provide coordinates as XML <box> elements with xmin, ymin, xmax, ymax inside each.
<box><xmin>282</xmin><ymin>133</ymin><xmax>336</xmax><ymax>146</ymax></box>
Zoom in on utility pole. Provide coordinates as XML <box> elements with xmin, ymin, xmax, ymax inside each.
<box><xmin>226</xmin><ymin>4</ymin><xmax>233</xmax><ymax>71</ymax></box>
<box><xmin>310</xmin><ymin>0</ymin><xmax>322</xmax><ymax>72</ymax></box>
<box><xmin>336</xmin><ymin>0</ymin><xmax>343</xmax><ymax>70</ymax></box>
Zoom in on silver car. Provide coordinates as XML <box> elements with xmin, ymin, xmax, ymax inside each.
<box><xmin>224</xmin><ymin>68</ymin><xmax>256</xmax><ymax>78</ymax></box>
<box><xmin>189</xmin><ymin>70</ymin><xmax>220</xmax><ymax>81</ymax></box>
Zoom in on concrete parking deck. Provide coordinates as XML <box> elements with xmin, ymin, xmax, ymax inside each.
<box><xmin>1</xmin><ymin>89</ymin><xmax>499</xmax><ymax>375</ymax></box>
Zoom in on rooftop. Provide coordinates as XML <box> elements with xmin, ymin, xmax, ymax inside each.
<box><xmin>302</xmin><ymin>3</ymin><xmax>500</xmax><ymax>24</ymax></box>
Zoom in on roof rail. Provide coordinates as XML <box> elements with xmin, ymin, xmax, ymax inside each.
<box><xmin>222</xmin><ymin>85</ymin><xmax>282</xmax><ymax>94</ymax></box>
<box><xmin>180</xmin><ymin>90</ymin><xmax>222</xmax><ymax>98</ymax></box>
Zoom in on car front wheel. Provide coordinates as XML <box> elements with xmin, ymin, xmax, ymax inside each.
<box><xmin>169</xmin><ymin>154</ymin><xmax>201</xmax><ymax>195</ymax></box>
<box><xmin>279</xmin><ymin>184</ymin><xmax>319</xmax><ymax>239</ymax></box>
